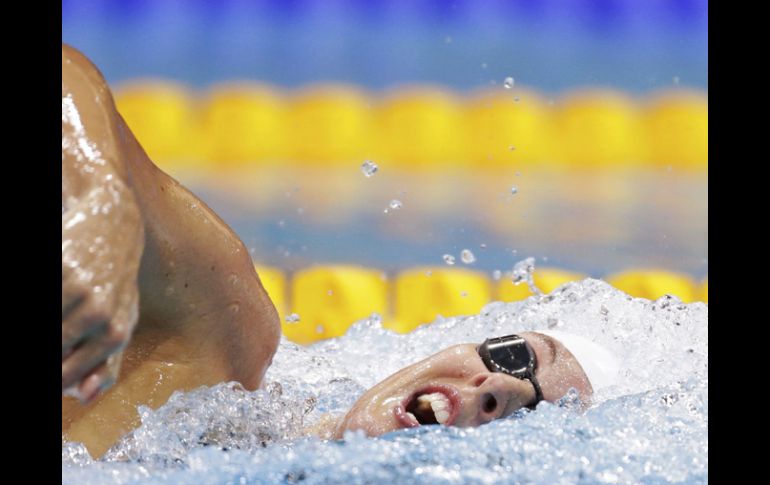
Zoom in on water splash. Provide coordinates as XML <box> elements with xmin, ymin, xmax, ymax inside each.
<box><xmin>511</xmin><ymin>257</ymin><xmax>542</xmax><ymax>296</ymax></box>
<box><xmin>63</xmin><ymin>279</ymin><xmax>707</xmax><ymax>484</ymax></box>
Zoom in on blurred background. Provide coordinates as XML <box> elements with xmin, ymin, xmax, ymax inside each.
<box><xmin>63</xmin><ymin>0</ymin><xmax>707</xmax><ymax>341</ymax></box>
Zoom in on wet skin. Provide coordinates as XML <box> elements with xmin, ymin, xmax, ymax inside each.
<box><xmin>61</xmin><ymin>44</ymin><xmax>280</xmax><ymax>458</ymax></box>
<box><xmin>62</xmin><ymin>44</ymin><xmax>590</xmax><ymax>457</ymax></box>
<box><xmin>334</xmin><ymin>332</ymin><xmax>593</xmax><ymax>438</ymax></box>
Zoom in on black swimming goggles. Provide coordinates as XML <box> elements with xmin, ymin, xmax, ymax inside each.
<box><xmin>477</xmin><ymin>334</ymin><xmax>544</xmax><ymax>407</ymax></box>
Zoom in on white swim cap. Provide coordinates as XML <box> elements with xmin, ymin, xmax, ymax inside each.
<box><xmin>537</xmin><ymin>330</ymin><xmax>620</xmax><ymax>392</ymax></box>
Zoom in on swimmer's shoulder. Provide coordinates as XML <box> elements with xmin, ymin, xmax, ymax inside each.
<box><xmin>62</xmin><ymin>44</ymin><xmax>110</xmax><ymax>92</ymax></box>
<box><xmin>62</xmin><ymin>44</ymin><xmax>133</xmax><ymax>180</ymax></box>
<box><xmin>62</xmin><ymin>43</ymin><xmax>120</xmax><ymax>127</ymax></box>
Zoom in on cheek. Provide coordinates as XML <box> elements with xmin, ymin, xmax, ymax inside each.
<box><xmin>339</xmin><ymin>399</ymin><xmax>397</xmax><ymax>437</ymax></box>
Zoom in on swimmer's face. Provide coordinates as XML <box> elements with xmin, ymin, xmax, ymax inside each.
<box><xmin>335</xmin><ymin>332</ymin><xmax>593</xmax><ymax>438</ymax></box>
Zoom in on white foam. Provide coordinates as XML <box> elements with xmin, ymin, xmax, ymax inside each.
<box><xmin>63</xmin><ymin>279</ymin><xmax>708</xmax><ymax>484</ymax></box>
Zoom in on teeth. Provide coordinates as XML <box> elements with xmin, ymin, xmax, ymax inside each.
<box><xmin>417</xmin><ymin>392</ymin><xmax>442</xmax><ymax>404</ymax></box>
<box><xmin>435</xmin><ymin>410</ymin><xmax>450</xmax><ymax>424</ymax></box>
<box><xmin>415</xmin><ymin>392</ymin><xmax>451</xmax><ymax>424</ymax></box>
<box><xmin>430</xmin><ymin>399</ymin><xmax>448</xmax><ymax>412</ymax></box>
<box><xmin>406</xmin><ymin>411</ymin><xmax>418</xmax><ymax>423</ymax></box>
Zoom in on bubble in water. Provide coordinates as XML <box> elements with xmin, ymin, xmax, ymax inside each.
<box><xmin>368</xmin><ymin>313</ymin><xmax>383</xmax><ymax>326</ymax></box>
<box><xmin>510</xmin><ymin>186</ymin><xmax>518</xmax><ymax>195</ymax></box>
<box><xmin>389</xmin><ymin>199</ymin><xmax>403</xmax><ymax>210</ymax></box>
<box><xmin>285</xmin><ymin>313</ymin><xmax>300</xmax><ymax>323</ymax></box>
<box><xmin>443</xmin><ymin>254</ymin><xmax>456</xmax><ymax>265</ymax></box>
<box><xmin>63</xmin><ymin>278</ymin><xmax>708</xmax><ymax>484</ymax></box>
<box><xmin>547</xmin><ymin>317</ymin><xmax>564</xmax><ymax>329</ymax></box>
<box><xmin>460</xmin><ymin>249</ymin><xmax>476</xmax><ymax>264</ymax></box>
<box><xmin>361</xmin><ymin>160</ymin><xmax>378</xmax><ymax>177</ymax></box>
<box><xmin>503</xmin><ymin>77</ymin><xmax>515</xmax><ymax>89</ymax></box>
<box><xmin>492</xmin><ymin>270</ymin><xmax>502</xmax><ymax>280</ymax></box>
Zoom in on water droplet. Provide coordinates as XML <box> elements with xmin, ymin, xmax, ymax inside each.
<box><xmin>460</xmin><ymin>249</ymin><xmax>476</xmax><ymax>264</ymax></box>
<box><xmin>443</xmin><ymin>254</ymin><xmax>456</xmax><ymax>265</ymax></box>
<box><xmin>510</xmin><ymin>186</ymin><xmax>518</xmax><ymax>195</ymax></box>
<box><xmin>511</xmin><ymin>257</ymin><xmax>542</xmax><ymax>295</ymax></box>
<box><xmin>503</xmin><ymin>77</ymin><xmax>515</xmax><ymax>89</ymax></box>
<box><xmin>361</xmin><ymin>160</ymin><xmax>378</xmax><ymax>177</ymax></box>
<box><xmin>492</xmin><ymin>270</ymin><xmax>502</xmax><ymax>280</ymax></box>
<box><xmin>388</xmin><ymin>199</ymin><xmax>403</xmax><ymax>210</ymax></box>
<box><xmin>285</xmin><ymin>313</ymin><xmax>300</xmax><ymax>323</ymax></box>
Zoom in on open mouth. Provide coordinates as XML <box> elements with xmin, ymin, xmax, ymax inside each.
<box><xmin>394</xmin><ymin>385</ymin><xmax>461</xmax><ymax>428</ymax></box>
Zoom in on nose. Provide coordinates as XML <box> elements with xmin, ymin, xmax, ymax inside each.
<box><xmin>469</xmin><ymin>372</ymin><xmax>514</xmax><ymax>424</ymax></box>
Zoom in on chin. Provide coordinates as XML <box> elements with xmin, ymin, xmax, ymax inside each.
<box><xmin>335</xmin><ymin>408</ymin><xmax>398</xmax><ymax>438</ymax></box>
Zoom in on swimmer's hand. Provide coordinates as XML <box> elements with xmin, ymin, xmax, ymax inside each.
<box><xmin>62</xmin><ymin>182</ymin><xmax>144</xmax><ymax>403</ymax></box>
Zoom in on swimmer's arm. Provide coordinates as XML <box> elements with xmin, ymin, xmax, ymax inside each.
<box><xmin>62</xmin><ymin>44</ymin><xmax>145</xmax><ymax>401</ymax></box>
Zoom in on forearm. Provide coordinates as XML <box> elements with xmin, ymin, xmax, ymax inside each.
<box><xmin>62</xmin><ymin>178</ymin><xmax>145</xmax><ymax>294</ymax></box>
<box><xmin>62</xmin><ymin>173</ymin><xmax>145</xmax><ymax>395</ymax></box>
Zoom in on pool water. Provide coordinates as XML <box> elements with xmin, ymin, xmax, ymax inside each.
<box><xmin>181</xmin><ymin>166</ymin><xmax>708</xmax><ymax>279</ymax></box>
<box><xmin>63</xmin><ymin>278</ymin><xmax>707</xmax><ymax>484</ymax></box>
